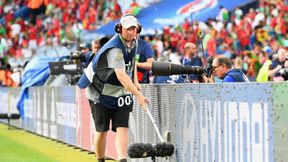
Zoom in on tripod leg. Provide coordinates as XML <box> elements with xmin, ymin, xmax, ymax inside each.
<box><xmin>8</xmin><ymin>118</ymin><xmax>11</xmax><ymax>130</ymax></box>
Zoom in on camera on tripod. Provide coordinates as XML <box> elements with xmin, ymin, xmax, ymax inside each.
<box><xmin>47</xmin><ymin>50</ymin><xmax>88</xmax><ymax>86</ymax></box>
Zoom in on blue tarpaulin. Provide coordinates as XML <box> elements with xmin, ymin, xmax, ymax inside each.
<box><xmin>17</xmin><ymin>56</ymin><xmax>58</xmax><ymax>117</ymax></box>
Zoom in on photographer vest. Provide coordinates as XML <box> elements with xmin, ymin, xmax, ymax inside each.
<box><xmin>224</xmin><ymin>69</ymin><xmax>249</xmax><ymax>82</ymax></box>
<box><xmin>77</xmin><ymin>34</ymin><xmax>136</xmax><ymax>109</ymax></box>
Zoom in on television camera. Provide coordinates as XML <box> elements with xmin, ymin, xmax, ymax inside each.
<box><xmin>47</xmin><ymin>42</ymin><xmax>91</xmax><ymax>85</ymax></box>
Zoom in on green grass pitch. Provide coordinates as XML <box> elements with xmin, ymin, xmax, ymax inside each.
<box><xmin>0</xmin><ymin>123</ymin><xmax>116</xmax><ymax>162</ymax></box>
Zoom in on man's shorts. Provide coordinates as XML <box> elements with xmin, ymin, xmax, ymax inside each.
<box><xmin>89</xmin><ymin>100</ymin><xmax>132</xmax><ymax>132</ymax></box>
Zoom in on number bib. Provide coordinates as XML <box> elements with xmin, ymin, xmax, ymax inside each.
<box><xmin>99</xmin><ymin>94</ymin><xmax>133</xmax><ymax>110</ymax></box>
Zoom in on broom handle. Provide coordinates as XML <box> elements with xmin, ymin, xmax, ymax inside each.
<box><xmin>145</xmin><ymin>105</ymin><xmax>164</xmax><ymax>142</ymax></box>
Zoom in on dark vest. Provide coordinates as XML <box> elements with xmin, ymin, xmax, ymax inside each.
<box><xmin>136</xmin><ymin>39</ymin><xmax>153</xmax><ymax>83</ymax></box>
<box><xmin>78</xmin><ymin>34</ymin><xmax>136</xmax><ymax>109</ymax></box>
<box><xmin>225</xmin><ymin>69</ymin><xmax>249</xmax><ymax>82</ymax></box>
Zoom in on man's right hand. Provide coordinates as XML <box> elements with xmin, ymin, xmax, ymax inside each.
<box><xmin>135</xmin><ymin>93</ymin><xmax>149</xmax><ymax>111</ymax></box>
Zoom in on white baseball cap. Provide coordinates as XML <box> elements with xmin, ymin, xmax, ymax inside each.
<box><xmin>120</xmin><ymin>15</ymin><xmax>138</xmax><ymax>29</ymax></box>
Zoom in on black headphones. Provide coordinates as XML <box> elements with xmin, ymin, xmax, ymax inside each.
<box><xmin>114</xmin><ymin>14</ymin><xmax>142</xmax><ymax>34</ymax></box>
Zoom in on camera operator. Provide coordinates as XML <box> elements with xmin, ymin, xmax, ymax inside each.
<box><xmin>81</xmin><ymin>38</ymin><xmax>109</xmax><ymax>68</ymax></box>
<box><xmin>211</xmin><ymin>55</ymin><xmax>249</xmax><ymax>82</ymax></box>
<box><xmin>84</xmin><ymin>38</ymin><xmax>108</xmax><ymax>103</ymax></box>
<box><xmin>78</xmin><ymin>42</ymin><xmax>93</xmax><ymax>68</ymax></box>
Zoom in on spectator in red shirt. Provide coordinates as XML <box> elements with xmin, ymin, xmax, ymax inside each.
<box><xmin>182</xmin><ymin>18</ymin><xmax>190</xmax><ymax>33</ymax></box>
<box><xmin>28</xmin><ymin>23</ymin><xmax>37</xmax><ymax>46</ymax></box>
<box><xmin>5</xmin><ymin>10</ymin><xmax>14</xmax><ymax>24</ymax></box>
<box><xmin>206</xmin><ymin>29</ymin><xmax>217</xmax><ymax>57</ymax></box>
<box><xmin>246</xmin><ymin>8</ymin><xmax>256</xmax><ymax>20</ymax></box>
<box><xmin>170</xmin><ymin>30</ymin><xmax>180</xmax><ymax>52</ymax></box>
<box><xmin>88</xmin><ymin>6</ymin><xmax>97</xmax><ymax>27</ymax></box>
<box><xmin>62</xmin><ymin>8</ymin><xmax>70</xmax><ymax>24</ymax></box>
<box><xmin>0</xmin><ymin>5</ymin><xmax>3</xmax><ymax>16</ymax></box>
<box><xmin>237</xmin><ymin>25</ymin><xmax>251</xmax><ymax>50</ymax></box>
<box><xmin>15</xmin><ymin>45</ymin><xmax>23</xmax><ymax>58</ymax></box>
<box><xmin>79</xmin><ymin>2</ymin><xmax>88</xmax><ymax>20</ymax></box>
<box><xmin>112</xmin><ymin>0</ymin><xmax>122</xmax><ymax>18</ymax></box>
<box><xmin>82</xmin><ymin>14</ymin><xmax>90</xmax><ymax>30</ymax></box>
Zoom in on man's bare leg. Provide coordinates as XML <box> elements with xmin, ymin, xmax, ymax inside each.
<box><xmin>115</xmin><ymin>127</ymin><xmax>129</xmax><ymax>161</ymax></box>
<box><xmin>95</xmin><ymin>131</ymin><xmax>108</xmax><ymax>161</ymax></box>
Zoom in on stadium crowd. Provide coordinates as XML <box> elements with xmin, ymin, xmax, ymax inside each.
<box><xmin>147</xmin><ymin>0</ymin><xmax>288</xmax><ymax>82</ymax></box>
<box><xmin>0</xmin><ymin>0</ymin><xmax>288</xmax><ymax>86</ymax></box>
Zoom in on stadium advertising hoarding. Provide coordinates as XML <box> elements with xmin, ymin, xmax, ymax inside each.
<box><xmin>1</xmin><ymin>82</ymin><xmax>288</xmax><ymax>162</ymax></box>
<box><xmin>174</xmin><ymin>86</ymin><xmax>271</xmax><ymax>162</ymax></box>
<box><xmin>23</xmin><ymin>87</ymin><xmax>78</xmax><ymax>145</ymax></box>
